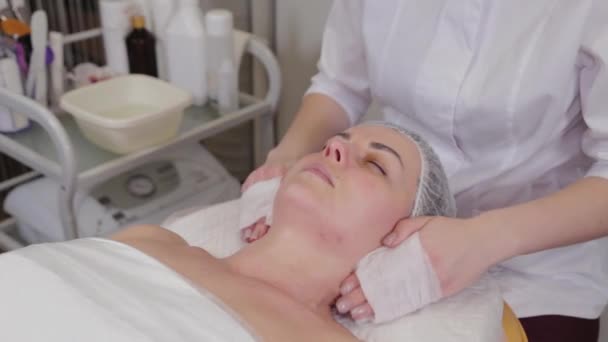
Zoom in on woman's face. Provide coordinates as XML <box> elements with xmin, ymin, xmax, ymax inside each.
<box><xmin>273</xmin><ymin>125</ymin><xmax>422</xmax><ymax>261</ymax></box>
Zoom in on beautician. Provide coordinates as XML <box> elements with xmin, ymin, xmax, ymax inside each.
<box><xmin>243</xmin><ymin>1</ymin><xmax>608</xmax><ymax>341</ymax></box>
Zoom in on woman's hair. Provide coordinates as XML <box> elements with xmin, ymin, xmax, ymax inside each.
<box><xmin>363</xmin><ymin>121</ymin><xmax>457</xmax><ymax>218</ymax></box>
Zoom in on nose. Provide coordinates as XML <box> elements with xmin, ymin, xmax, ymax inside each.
<box><xmin>323</xmin><ymin>138</ymin><xmax>348</xmax><ymax>165</ymax></box>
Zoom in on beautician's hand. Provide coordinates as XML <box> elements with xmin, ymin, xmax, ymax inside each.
<box><xmin>240</xmin><ymin>151</ymin><xmax>295</xmax><ymax>243</ymax></box>
<box><xmin>241</xmin><ymin>217</ymin><xmax>270</xmax><ymax>243</ymax></box>
<box><xmin>336</xmin><ymin>273</ymin><xmax>375</xmax><ymax>322</ymax></box>
<box><xmin>241</xmin><ymin>148</ymin><xmax>296</xmax><ymax>192</ymax></box>
<box><xmin>383</xmin><ymin>216</ymin><xmax>496</xmax><ymax>297</ymax></box>
<box><xmin>241</xmin><ymin>162</ymin><xmax>289</xmax><ymax>192</ymax></box>
<box><xmin>240</xmin><ymin>162</ymin><xmax>285</xmax><ymax>243</ymax></box>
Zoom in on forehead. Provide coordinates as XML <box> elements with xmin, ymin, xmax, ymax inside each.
<box><xmin>346</xmin><ymin>125</ymin><xmax>419</xmax><ymax>154</ymax></box>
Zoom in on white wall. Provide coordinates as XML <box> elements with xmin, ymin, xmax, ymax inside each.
<box><xmin>274</xmin><ymin>0</ymin><xmax>383</xmax><ymax>136</ymax></box>
<box><xmin>274</xmin><ymin>0</ymin><xmax>333</xmax><ymax>136</ymax></box>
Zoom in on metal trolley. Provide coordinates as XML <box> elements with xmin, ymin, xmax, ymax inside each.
<box><xmin>0</xmin><ymin>29</ymin><xmax>281</xmax><ymax>251</ymax></box>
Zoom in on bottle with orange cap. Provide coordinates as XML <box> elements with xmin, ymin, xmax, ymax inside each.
<box><xmin>125</xmin><ymin>15</ymin><xmax>158</xmax><ymax>77</ymax></box>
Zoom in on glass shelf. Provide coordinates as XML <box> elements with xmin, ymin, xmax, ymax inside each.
<box><xmin>4</xmin><ymin>95</ymin><xmax>270</xmax><ymax>189</ymax></box>
<box><xmin>11</xmin><ymin>105</ymin><xmax>217</xmax><ymax>173</ymax></box>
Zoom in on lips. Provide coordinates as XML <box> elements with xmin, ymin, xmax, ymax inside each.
<box><xmin>304</xmin><ymin>164</ymin><xmax>334</xmax><ymax>187</ymax></box>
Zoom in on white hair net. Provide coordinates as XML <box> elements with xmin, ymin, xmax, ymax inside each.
<box><xmin>363</xmin><ymin>121</ymin><xmax>457</xmax><ymax>218</ymax></box>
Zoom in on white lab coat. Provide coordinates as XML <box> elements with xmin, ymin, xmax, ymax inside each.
<box><xmin>307</xmin><ymin>0</ymin><xmax>608</xmax><ymax>319</ymax></box>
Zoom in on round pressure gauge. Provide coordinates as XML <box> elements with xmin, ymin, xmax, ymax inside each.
<box><xmin>126</xmin><ymin>174</ymin><xmax>156</xmax><ymax>198</ymax></box>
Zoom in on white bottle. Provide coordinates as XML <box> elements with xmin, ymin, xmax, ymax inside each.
<box><xmin>205</xmin><ymin>9</ymin><xmax>235</xmax><ymax>101</ymax></box>
<box><xmin>217</xmin><ymin>60</ymin><xmax>239</xmax><ymax>114</ymax></box>
<box><xmin>150</xmin><ymin>0</ymin><xmax>176</xmax><ymax>80</ymax></box>
<box><xmin>49</xmin><ymin>31</ymin><xmax>64</xmax><ymax>111</ymax></box>
<box><xmin>0</xmin><ymin>57</ymin><xmax>29</xmax><ymax>132</ymax></box>
<box><xmin>166</xmin><ymin>0</ymin><xmax>207</xmax><ymax>106</ymax></box>
<box><xmin>99</xmin><ymin>0</ymin><xmax>131</xmax><ymax>75</ymax></box>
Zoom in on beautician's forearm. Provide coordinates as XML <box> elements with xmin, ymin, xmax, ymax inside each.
<box><xmin>267</xmin><ymin>93</ymin><xmax>351</xmax><ymax>163</ymax></box>
<box><xmin>475</xmin><ymin>177</ymin><xmax>608</xmax><ymax>264</ymax></box>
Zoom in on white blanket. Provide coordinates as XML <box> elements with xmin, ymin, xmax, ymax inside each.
<box><xmin>0</xmin><ymin>228</ymin><xmax>504</xmax><ymax>342</ymax></box>
<box><xmin>0</xmin><ymin>238</ymin><xmax>257</xmax><ymax>342</ymax></box>
<box><xmin>163</xmin><ymin>194</ymin><xmax>505</xmax><ymax>342</ymax></box>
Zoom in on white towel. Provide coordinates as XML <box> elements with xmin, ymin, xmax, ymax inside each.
<box><xmin>341</xmin><ymin>274</ymin><xmax>504</xmax><ymax>342</ymax></box>
<box><xmin>355</xmin><ymin>233</ymin><xmax>442</xmax><ymax>323</ymax></box>
<box><xmin>163</xmin><ymin>177</ymin><xmax>281</xmax><ymax>257</ymax></box>
<box><xmin>238</xmin><ymin>177</ymin><xmax>281</xmax><ymax>228</ymax></box>
<box><xmin>0</xmin><ymin>238</ymin><xmax>257</xmax><ymax>342</ymax></box>
<box><xmin>0</xmin><ymin>237</ymin><xmax>502</xmax><ymax>342</ymax></box>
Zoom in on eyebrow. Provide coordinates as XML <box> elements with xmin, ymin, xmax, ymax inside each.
<box><xmin>336</xmin><ymin>132</ymin><xmax>404</xmax><ymax>167</ymax></box>
<box><xmin>336</xmin><ymin>132</ymin><xmax>350</xmax><ymax>139</ymax></box>
<box><xmin>370</xmin><ymin>142</ymin><xmax>404</xmax><ymax>167</ymax></box>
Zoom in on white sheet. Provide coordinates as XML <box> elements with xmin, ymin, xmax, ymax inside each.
<box><xmin>0</xmin><ymin>238</ymin><xmax>257</xmax><ymax>342</ymax></box>
<box><xmin>0</xmin><ymin>220</ymin><xmax>504</xmax><ymax>342</ymax></box>
<box><xmin>163</xmin><ymin>196</ymin><xmax>505</xmax><ymax>342</ymax></box>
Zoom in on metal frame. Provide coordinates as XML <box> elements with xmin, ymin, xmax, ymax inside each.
<box><xmin>0</xmin><ymin>88</ymin><xmax>78</xmax><ymax>243</ymax></box>
<box><xmin>0</xmin><ymin>30</ymin><xmax>281</xmax><ymax>251</ymax></box>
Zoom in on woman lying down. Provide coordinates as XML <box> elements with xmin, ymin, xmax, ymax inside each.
<box><xmin>0</xmin><ymin>123</ymin><xmax>522</xmax><ymax>341</ymax></box>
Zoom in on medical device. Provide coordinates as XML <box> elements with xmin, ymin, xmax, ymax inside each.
<box><xmin>4</xmin><ymin>142</ymin><xmax>241</xmax><ymax>244</ymax></box>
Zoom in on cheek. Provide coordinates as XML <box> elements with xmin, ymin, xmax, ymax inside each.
<box><xmin>338</xmin><ymin>174</ymin><xmax>402</xmax><ymax>218</ymax></box>
<box><xmin>335</xmin><ymin>177</ymin><xmax>407</xmax><ymax>246</ymax></box>
<box><xmin>355</xmin><ymin>201</ymin><xmax>403</xmax><ymax>235</ymax></box>
<box><xmin>349</xmin><ymin>202</ymin><xmax>404</xmax><ymax>255</ymax></box>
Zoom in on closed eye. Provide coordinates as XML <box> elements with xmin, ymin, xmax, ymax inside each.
<box><xmin>368</xmin><ymin>160</ymin><xmax>386</xmax><ymax>176</ymax></box>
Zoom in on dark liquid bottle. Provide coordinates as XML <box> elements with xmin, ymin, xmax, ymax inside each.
<box><xmin>126</xmin><ymin>16</ymin><xmax>158</xmax><ymax>77</ymax></box>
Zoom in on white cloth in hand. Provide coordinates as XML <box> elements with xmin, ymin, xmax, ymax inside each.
<box><xmin>163</xmin><ymin>177</ymin><xmax>281</xmax><ymax>257</ymax></box>
<box><xmin>356</xmin><ymin>232</ymin><xmax>442</xmax><ymax>323</ymax></box>
<box><xmin>238</xmin><ymin>177</ymin><xmax>281</xmax><ymax>228</ymax></box>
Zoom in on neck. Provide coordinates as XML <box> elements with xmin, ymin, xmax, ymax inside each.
<box><xmin>224</xmin><ymin>225</ymin><xmax>352</xmax><ymax>317</ymax></box>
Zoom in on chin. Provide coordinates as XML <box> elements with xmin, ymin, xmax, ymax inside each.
<box><xmin>277</xmin><ymin>180</ymin><xmax>319</xmax><ymax>209</ymax></box>
<box><xmin>274</xmin><ymin>180</ymin><xmax>330</xmax><ymax>223</ymax></box>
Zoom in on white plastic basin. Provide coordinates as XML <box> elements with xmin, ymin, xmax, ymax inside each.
<box><xmin>60</xmin><ymin>74</ymin><xmax>193</xmax><ymax>154</ymax></box>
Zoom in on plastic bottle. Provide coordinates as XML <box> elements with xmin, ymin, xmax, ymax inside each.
<box><xmin>0</xmin><ymin>57</ymin><xmax>29</xmax><ymax>132</ymax></box>
<box><xmin>205</xmin><ymin>9</ymin><xmax>235</xmax><ymax>101</ymax></box>
<box><xmin>126</xmin><ymin>15</ymin><xmax>158</xmax><ymax>77</ymax></box>
<box><xmin>165</xmin><ymin>0</ymin><xmax>207</xmax><ymax>106</ymax></box>
<box><xmin>149</xmin><ymin>0</ymin><xmax>175</xmax><ymax>80</ymax></box>
<box><xmin>99</xmin><ymin>0</ymin><xmax>131</xmax><ymax>75</ymax></box>
<box><xmin>49</xmin><ymin>31</ymin><xmax>64</xmax><ymax>111</ymax></box>
<box><xmin>217</xmin><ymin>60</ymin><xmax>238</xmax><ymax>114</ymax></box>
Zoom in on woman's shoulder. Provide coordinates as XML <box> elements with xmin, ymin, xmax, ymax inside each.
<box><xmin>110</xmin><ymin>224</ymin><xmax>188</xmax><ymax>246</ymax></box>
<box><xmin>109</xmin><ymin>224</ymin><xmax>221</xmax><ymax>277</ymax></box>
